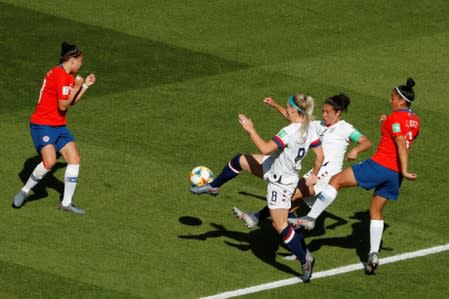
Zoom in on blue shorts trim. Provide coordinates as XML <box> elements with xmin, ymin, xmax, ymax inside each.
<box><xmin>351</xmin><ymin>159</ymin><xmax>403</xmax><ymax>200</ymax></box>
<box><xmin>30</xmin><ymin>123</ymin><xmax>75</xmax><ymax>152</ymax></box>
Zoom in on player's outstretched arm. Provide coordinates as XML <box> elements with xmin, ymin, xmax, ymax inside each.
<box><xmin>238</xmin><ymin>113</ymin><xmax>277</xmax><ymax>155</ymax></box>
<box><xmin>347</xmin><ymin>135</ymin><xmax>372</xmax><ymax>160</ymax></box>
<box><xmin>264</xmin><ymin>97</ymin><xmax>288</xmax><ymax>120</ymax></box>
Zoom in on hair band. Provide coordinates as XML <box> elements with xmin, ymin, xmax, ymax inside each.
<box><xmin>288</xmin><ymin>96</ymin><xmax>305</xmax><ymax>113</ymax></box>
<box><xmin>395</xmin><ymin>87</ymin><xmax>411</xmax><ymax>102</ymax></box>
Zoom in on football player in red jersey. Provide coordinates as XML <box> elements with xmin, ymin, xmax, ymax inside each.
<box><xmin>290</xmin><ymin>78</ymin><xmax>420</xmax><ymax>274</ymax></box>
<box><xmin>13</xmin><ymin>41</ymin><xmax>96</xmax><ymax>215</ymax></box>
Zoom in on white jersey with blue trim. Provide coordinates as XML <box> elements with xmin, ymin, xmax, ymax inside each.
<box><xmin>310</xmin><ymin>119</ymin><xmax>359</xmax><ymax>174</ymax></box>
<box><xmin>265</xmin><ymin>122</ymin><xmax>321</xmax><ymax>186</ymax></box>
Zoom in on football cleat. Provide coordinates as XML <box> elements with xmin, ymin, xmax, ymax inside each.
<box><xmin>59</xmin><ymin>203</ymin><xmax>86</xmax><ymax>215</ymax></box>
<box><xmin>12</xmin><ymin>190</ymin><xmax>28</xmax><ymax>208</ymax></box>
<box><xmin>300</xmin><ymin>254</ymin><xmax>315</xmax><ymax>282</ymax></box>
<box><xmin>305</xmin><ymin>249</ymin><xmax>314</xmax><ymax>264</ymax></box>
<box><xmin>190</xmin><ymin>184</ymin><xmax>220</xmax><ymax>196</ymax></box>
<box><xmin>365</xmin><ymin>252</ymin><xmax>379</xmax><ymax>274</ymax></box>
<box><xmin>288</xmin><ymin>216</ymin><xmax>316</xmax><ymax>230</ymax></box>
<box><xmin>283</xmin><ymin>254</ymin><xmax>297</xmax><ymax>261</ymax></box>
<box><xmin>283</xmin><ymin>248</ymin><xmax>314</xmax><ymax>263</ymax></box>
<box><xmin>232</xmin><ymin>207</ymin><xmax>259</xmax><ymax>229</ymax></box>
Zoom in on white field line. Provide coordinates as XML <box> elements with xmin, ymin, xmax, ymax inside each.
<box><xmin>201</xmin><ymin>243</ymin><xmax>449</xmax><ymax>299</ymax></box>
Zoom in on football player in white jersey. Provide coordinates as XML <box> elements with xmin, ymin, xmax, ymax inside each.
<box><xmin>191</xmin><ymin>94</ymin><xmax>323</xmax><ymax>281</ymax></box>
<box><xmin>233</xmin><ymin>94</ymin><xmax>371</xmax><ymax>234</ymax></box>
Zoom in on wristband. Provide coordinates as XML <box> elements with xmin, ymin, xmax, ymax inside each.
<box><xmin>82</xmin><ymin>83</ymin><xmax>89</xmax><ymax>89</ymax></box>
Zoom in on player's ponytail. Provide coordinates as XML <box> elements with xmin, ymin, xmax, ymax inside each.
<box><xmin>291</xmin><ymin>94</ymin><xmax>314</xmax><ymax>136</ymax></box>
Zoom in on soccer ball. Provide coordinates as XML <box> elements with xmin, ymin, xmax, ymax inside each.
<box><xmin>190</xmin><ymin>166</ymin><xmax>215</xmax><ymax>187</ymax></box>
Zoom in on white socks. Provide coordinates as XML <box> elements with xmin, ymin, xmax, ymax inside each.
<box><xmin>21</xmin><ymin>162</ymin><xmax>50</xmax><ymax>194</ymax></box>
<box><xmin>308</xmin><ymin>185</ymin><xmax>338</xmax><ymax>219</ymax></box>
<box><xmin>61</xmin><ymin>164</ymin><xmax>80</xmax><ymax>206</ymax></box>
<box><xmin>369</xmin><ymin>220</ymin><xmax>384</xmax><ymax>254</ymax></box>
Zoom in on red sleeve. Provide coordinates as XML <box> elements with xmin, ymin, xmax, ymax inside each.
<box><xmin>387</xmin><ymin>112</ymin><xmax>406</xmax><ymax>138</ymax></box>
<box><xmin>55</xmin><ymin>71</ymin><xmax>74</xmax><ymax>100</ymax></box>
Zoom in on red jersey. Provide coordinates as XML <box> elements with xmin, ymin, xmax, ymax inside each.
<box><xmin>30</xmin><ymin>65</ymin><xmax>74</xmax><ymax>126</ymax></box>
<box><xmin>371</xmin><ymin>109</ymin><xmax>420</xmax><ymax>172</ymax></box>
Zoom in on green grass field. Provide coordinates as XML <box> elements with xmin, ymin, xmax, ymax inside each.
<box><xmin>1</xmin><ymin>1</ymin><xmax>449</xmax><ymax>298</ymax></box>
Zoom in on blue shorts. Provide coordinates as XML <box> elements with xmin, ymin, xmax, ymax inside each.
<box><xmin>352</xmin><ymin>159</ymin><xmax>403</xmax><ymax>200</ymax></box>
<box><xmin>30</xmin><ymin>123</ymin><xmax>75</xmax><ymax>152</ymax></box>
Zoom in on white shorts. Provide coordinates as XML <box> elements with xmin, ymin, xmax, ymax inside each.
<box><xmin>266</xmin><ymin>182</ymin><xmax>294</xmax><ymax>210</ymax></box>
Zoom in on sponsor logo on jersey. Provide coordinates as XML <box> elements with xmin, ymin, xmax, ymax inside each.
<box><xmin>392</xmin><ymin>123</ymin><xmax>401</xmax><ymax>133</ymax></box>
<box><xmin>62</xmin><ymin>86</ymin><xmax>70</xmax><ymax>96</ymax></box>
<box><xmin>277</xmin><ymin>129</ymin><xmax>287</xmax><ymax>138</ymax></box>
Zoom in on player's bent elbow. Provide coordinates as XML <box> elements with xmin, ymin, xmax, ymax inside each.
<box><xmin>260</xmin><ymin>147</ymin><xmax>275</xmax><ymax>155</ymax></box>
<box><xmin>366</xmin><ymin>139</ymin><xmax>373</xmax><ymax>149</ymax></box>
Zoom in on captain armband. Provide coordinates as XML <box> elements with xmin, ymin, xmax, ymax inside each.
<box><xmin>349</xmin><ymin>130</ymin><xmax>363</xmax><ymax>143</ymax></box>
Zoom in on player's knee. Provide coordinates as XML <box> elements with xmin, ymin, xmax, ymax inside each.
<box><xmin>271</xmin><ymin>220</ymin><xmax>287</xmax><ymax>234</ymax></box>
<box><xmin>329</xmin><ymin>174</ymin><xmax>342</xmax><ymax>190</ymax></box>
<box><xmin>42</xmin><ymin>158</ymin><xmax>56</xmax><ymax>169</ymax></box>
<box><xmin>65</xmin><ymin>151</ymin><xmax>80</xmax><ymax>164</ymax></box>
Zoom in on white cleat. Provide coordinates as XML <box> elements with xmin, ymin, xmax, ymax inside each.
<box><xmin>300</xmin><ymin>254</ymin><xmax>315</xmax><ymax>282</ymax></box>
<box><xmin>232</xmin><ymin>207</ymin><xmax>259</xmax><ymax>229</ymax></box>
<box><xmin>283</xmin><ymin>248</ymin><xmax>314</xmax><ymax>262</ymax></box>
<box><xmin>365</xmin><ymin>252</ymin><xmax>379</xmax><ymax>274</ymax></box>
<box><xmin>12</xmin><ymin>190</ymin><xmax>28</xmax><ymax>208</ymax></box>
<box><xmin>288</xmin><ymin>216</ymin><xmax>316</xmax><ymax>230</ymax></box>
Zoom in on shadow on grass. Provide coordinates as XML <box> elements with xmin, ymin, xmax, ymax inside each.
<box><xmin>306</xmin><ymin>210</ymin><xmax>392</xmax><ymax>263</ymax></box>
<box><xmin>178</xmin><ymin>216</ymin><xmax>203</xmax><ymax>226</ymax></box>
<box><xmin>178</xmin><ymin>221</ymin><xmax>299</xmax><ymax>276</ymax></box>
<box><xmin>178</xmin><ymin>191</ymin><xmax>392</xmax><ymax>272</ymax></box>
<box><xmin>17</xmin><ymin>156</ymin><xmax>65</xmax><ymax>206</ymax></box>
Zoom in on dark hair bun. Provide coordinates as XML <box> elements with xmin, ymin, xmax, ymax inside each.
<box><xmin>324</xmin><ymin>93</ymin><xmax>350</xmax><ymax>112</ymax></box>
<box><xmin>61</xmin><ymin>41</ymin><xmax>78</xmax><ymax>57</ymax></box>
<box><xmin>406</xmin><ymin>78</ymin><xmax>415</xmax><ymax>88</ymax></box>
<box><xmin>338</xmin><ymin>93</ymin><xmax>350</xmax><ymax>107</ymax></box>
